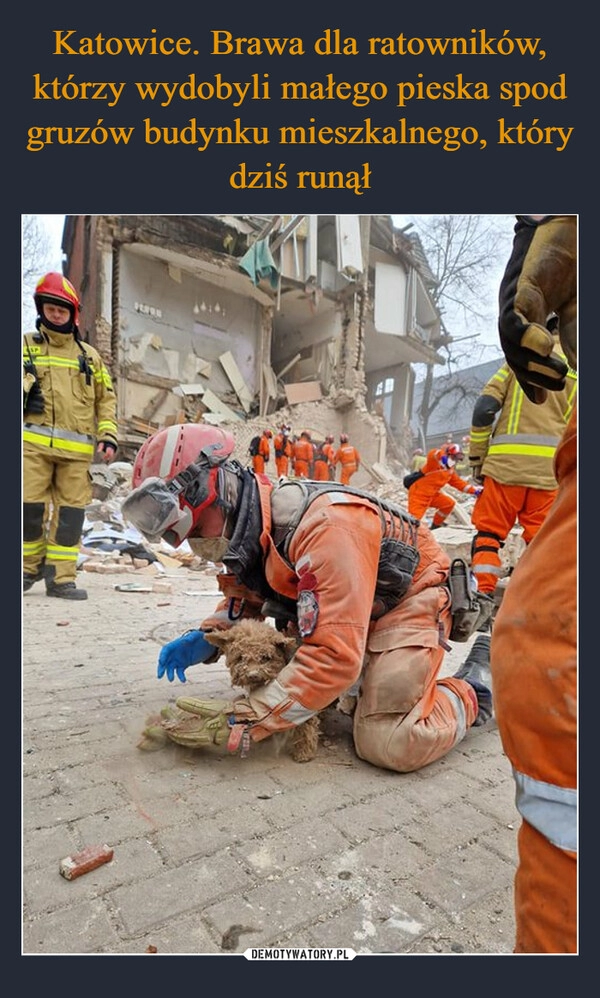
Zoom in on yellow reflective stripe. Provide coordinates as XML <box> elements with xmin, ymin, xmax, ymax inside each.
<box><xmin>491</xmin><ymin>367</ymin><xmax>509</xmax><ymax>386</ymax></box>
<box><xmin>46</xmin><ymin>544</ymin><xmax>80</xmax><ymax>562</ymax></box>
<box><xmin>23</xmin><ymin>428</ymin><xmax>94</xmax><ymax>455</ymax></box>
<box><xmin>23</xmin><ymin>540</ymin><xmax>46</xmax><ymax>556</ymax></box>
<box><xmin>506</xmin><ymin>384</ymin><xmax>524</xmax><ymax>434</ymax></box>
<box><xmin>470</xmin><ymin>428</ymin><xmax>491</xmax><ymax>444</ymax></box>
<box><xmin>488</xmin><ymin>442</ymin><xmax>557</xmax><ymax>458</ymax></box>
<box><xmin>97</xmin><ymin>419</ymin><xmax>118</xmax><ymax>436</ymax></box>
<box><xmin>24</xmin><ymin>355</ymin><xmax>81</xmax><ymax>371</ymax></box>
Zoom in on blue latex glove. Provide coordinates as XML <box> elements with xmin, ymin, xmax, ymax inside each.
<box><xmin>473</xmin><ymin>487</ymin><xmax>484</xmax><ymax>497</ymax></box>
<box><xmin>157</xmin><ymin>630</ymin><xmax>217</xmax><ymax>683</ymax></box>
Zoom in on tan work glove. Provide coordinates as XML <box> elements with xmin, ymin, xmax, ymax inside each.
<box><xmin>498</xmin><ymin>215</ymin><xmax>575</xmax><ymax>403</ymax></box>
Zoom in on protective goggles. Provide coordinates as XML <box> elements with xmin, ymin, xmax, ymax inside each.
<box><xmin>121</xmin><ymin>477</ymin><xmax>193</xmax><ymax>543</ymax></box>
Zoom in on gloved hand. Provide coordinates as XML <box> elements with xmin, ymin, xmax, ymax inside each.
<box><xmin>498</xmin><ymin>216</ymin><xmax>573</xmax><ymax>404</ymax></box>
<box><xmin>96</xmin><ymin>441</ymin><xmax>117</xmax><ymax>464</ymax></box>
<box><xmin>157</xmin><ymin>629</ymin><xmax>219</xmax><ymax>683</ymax></box>
<box><xmin>24</xmin><ymin>379</ymin><xmax>45</xmax><ymax>415</ymax></box>
<box><xmin>162</xmin><ymin>696</ymin><xmax>258</xmax><ymax>751</ymax></box>
<box><xmin>163</xmin><ymin>697</ymin><xmax>235</xmax><ymax>747</ymax></box>
<box><xmin>472</xmin><ymin>487</ymin><xmax>483</xmax><ymax>498</ymax></box>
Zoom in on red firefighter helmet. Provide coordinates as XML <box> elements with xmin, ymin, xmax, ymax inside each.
<box><xmin>34</xmin><ymin>272</ymin><xmax>80</xmax><ymax>325</ymax></box>
<box><xmin>445</xmin><ymin>443</ymin><xmax>463</xmax><ymax>459</ymax></box>
<box><xmin>132</xmin><ymin>424</ymin><xmax>235</xmax><ymax>488</ymax></box>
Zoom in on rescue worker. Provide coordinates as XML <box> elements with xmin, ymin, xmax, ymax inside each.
<box><xmin>273</xmin><ymin>424</ymin><xmax>293</xmax><ymax>477</ymax></box>
<box><xmin>23</xmin><ymin>273</ymin><xmax>118</xmax><ymax>599</ymax></box>
<box><xmin>311</xmin><ymin>440</ymin><xmax>331</xmax><ymax>481</ymax></box>
<box><xmin>292</xmin><ymin>430</ymin><xmax>314</xmax><ymax>479</ymax></box>
<box><xmin>491</xmin><ymin>214</ymin><xmax>577</xmax><ymax>953</ymax></box>
<box><xmin>322</xmin><ymin>434</ymin><xmax>336</xmax><ymax>480</ymax></box>
<box><xmin>251</xmin><ymin>429</ymin><xmax>272</xmax><ymax>475</ymax></box>
<box><xmin>122</xmin><ymin>423</ymin><xmax>496</xmax><ymax>774</ymax></box>
<box><xmin>469</xmin><ymin>339</ymin><xmax>576</xmax><ymax>598</ymax></box>
<box><xmin>334</xmin><ymin>433</ymin><xmax>361</xmax><ymax>485</ymax></box>
<box><xmin>410</xmin><ymin>448</ymin><xmax>426</xmax><ymax>473</ymax></box>
<box><xmin>407</xmin><ymin>442</ymin><xmax>481</xmax><ymax>529</ymax></box>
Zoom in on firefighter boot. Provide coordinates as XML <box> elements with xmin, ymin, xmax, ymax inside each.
<box><xmin>453</xmin><ymin>634</ymin><xmax>492</xmax><ymax>726</ymax></box>
<box><xmin>45</xmin><ymin>566</ymin><xmax>88</xmax><ymax>601</ymax></box>
<box><xmin>23</xmin><ymin>563</ymin><xmax>46</xmax><ymax>593</ymax></box>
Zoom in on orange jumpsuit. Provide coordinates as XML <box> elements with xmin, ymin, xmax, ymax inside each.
<box><xmin>334</xmin><ymin>442</ymin><xmax>360</xmax><ymax>485</ymax></box>
<box><xmin>322</xmin><ymin>442</ymin><xmax>336</xmax><ymax>480</ymax></box>
<box><xmin>491</xmin><ymin>214</ymin><xmax>577</xmax><ymax>954</ymax></box>
<box><xmin>407</xmin><ymin>447</ymin><xmax>478</xmax><ymax>527</ymax></box>
<box><xmin>492</xmin><ymin>407</ymin><xmax>577</xmax><ymax>952</ymax></box>
<box><xmin>292</xmin><ymin>437</ymin><xmax>313</xmax><ymax>478</ymax></box>
<box><xmin>251</xmin><ymin>433</ymin><xmax>271</xmax><ymax>475</ymax></box>
<box><xmin>273</xmin><ymin>433</ymin><xmax>292</xmax><ymax>477</ymax></box>
<box><xmin>201</xmin><ymin>478</ymin><xmax>481</xmax><ymax>773</ymax></box>
<box><xmin>312</xmin><ymin>446</ymin><xmax>330</xmax><ymax>480</ymax></box>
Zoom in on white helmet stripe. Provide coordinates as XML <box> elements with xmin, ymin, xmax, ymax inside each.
<box><xmin>158</xmin><ymin>425</ymin><xmax>185</xmax><ymax>479</ymax></box>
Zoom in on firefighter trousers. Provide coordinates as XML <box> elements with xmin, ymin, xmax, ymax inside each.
<box><xmin>23</xmin><ymin>444</ymin><xmax>92</xmax><ymax>586</ymax></box>
<box><xmin>353</xmin><ymin>585</ymin><xmax>479</xmax><ymax>772</ymax></box>
<box><xmin>491</xmin><ymin>406</ymin><xmax>577</xmax><ymax>953</ymax></box>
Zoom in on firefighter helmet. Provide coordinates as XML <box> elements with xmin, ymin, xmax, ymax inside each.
<box><xmin>326</xmin><ymin>435</ymin><xmax>334</xmax><ymax>443</ymax></box>
<box><xmin>264</xmin><ymin>429</ymin><xmax>273</xmax><ymax>438</ymax></box>
<box><xmin>445</xmin><ymin>443</ymin><xmax>463</xmax><ymax>459</ymax></box>
<box><xmin>34</xmin><ymin>272</ymin><xmax>80</xmax><ymax>327</ymax></box>
<box><xmin>132</xmin><ymin>424</ymin><xmax>235</xmax><ymax>488</ymax></box>
<box><xmin>340</xmin><ymin>433</ymin><xmax>349</xmax><ymax>444</ymax></box>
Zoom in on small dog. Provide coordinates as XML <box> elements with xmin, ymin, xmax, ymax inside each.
<box><xmin>204</xmin><ymin>619</ymin><xmax>322</xmax><ymax>763</ymax></box>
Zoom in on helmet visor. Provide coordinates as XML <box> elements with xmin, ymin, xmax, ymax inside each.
<box><xmin>121</xmin><ymin>477</ymin><xmax>183</xmax><ymax>541</ymax></box>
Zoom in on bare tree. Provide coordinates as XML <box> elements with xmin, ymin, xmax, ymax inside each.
<box><xmin>404</xmin><ymin>214</ymin><xmax>514</xmax><ymax>447</ymax></box>
<box><xmin>22</xmin><ymin>216</ymin><xmax>52</xmax><ymax>330</ymax></box>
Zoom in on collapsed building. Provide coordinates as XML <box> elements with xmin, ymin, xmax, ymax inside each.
<box><xmin>61</xmin><ymin>214</ymin><xmax>449</xmax><ymax>484</ymax></box>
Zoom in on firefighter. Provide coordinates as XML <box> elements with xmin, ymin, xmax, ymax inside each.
<box><xmin>122</xmin><ymin>423</ymin><xmax>496</xmax><ymax>774</ymax></box>
<box><xmin>469</xmin><ymin>339</ymin><xmax>576</xmax><ymax>598</ymax></box>
<box><xmin>23</xmin><ymin>273</ymin><xmax>118</xmax><ymax>599</ymax></box>
<box><xmin>292</xmin><ymin>430</ymin><xmax>314</xmax><ymax>479</ymax></box>
<box><xmin>333</xmin><ymin>433</ymin><xmax>360</xmax><ymax>485</ymax></box>
<box><xmin>407</xmin><ymin>442</ymin><xmax>481</xmax><ymax>529</ymax></box>
<box><xmin>273</xmin><ymin>424</ymin><xmax>293</xmax><ymax>477</ymax></box>
<box><xmin>491</xmin><ymin>214</ymin><xmax>577</xmax><ymax>953</ymax></box>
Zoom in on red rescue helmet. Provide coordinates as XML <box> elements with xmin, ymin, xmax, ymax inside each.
<box><xmin>340</xmin><ymin>433</ymin><xmax>349</xmax><ymax>444</ymax></box>
<box><xmin>34</xmin><ymin>272</ymin><xmax>80</xmax><ymax>329</ymax></box>
<box><xmin>446</xmin><ymin>443</ymin><xmax>463</xmax><ymax>459</ymax></box>
<box><xmin>132</xmin><ymin>424</ymin><xmax>235</xmax><ymax>488</ymax></box>
<box><xmin>264</xmin><ymin>429</ymin><xmax>273</xmax><ymax>438</ymax></box>
<box><xmin>125</xmin><ymin>424</ymin><xmax>237</xmax><ymax>548</ymax></box>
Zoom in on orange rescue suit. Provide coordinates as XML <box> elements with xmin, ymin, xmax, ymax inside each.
<box><xmin>201</xmin><ymin>478</ymin><xmax>482</xmax><ymax>774</ymax></box>
<box><xmin>333</xmin><ymin>442</ymin><xmax>360</xmax><ymax>485</ymax></box>
<box><xmin>407</xmin><ymin>446</ymin><xmax>478</xmax><ymax>527</ymax></box>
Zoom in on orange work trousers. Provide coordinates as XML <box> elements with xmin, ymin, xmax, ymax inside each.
<box><xmin>353</xmin><ymin>585</ymin><xmax>478</xmax><ymax>772</ymax></box>
<box><xmin>491</xmin><ymin>405</ymin><xmax>577</xmax><ymax>953</ymax></box>
<box><xmin>252</xmin><ymin>455</ymin><xmax>266</xmax><ymax>474</ymax></box>
<box><xmin>471</xmin><ymin>477</ymin><xmax>558</xmax><ymax>594</ymax></box>
<box><xmin>275</xmin><ymin>457</ymin><xmax>289</xmax><ymax>477</ymax></box>
<box><xmin>408</xmin><ymin>481</ymin><xmax>455</xmax><ymax>526</ymax></box>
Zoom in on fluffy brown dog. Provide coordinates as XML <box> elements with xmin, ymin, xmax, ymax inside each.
<box><xmin>204</xmin><ymin>619</ymin><xmax>321</xmax><ymax>763</ymax></box>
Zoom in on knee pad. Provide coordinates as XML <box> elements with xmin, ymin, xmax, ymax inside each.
<box><xmin>23</xmin><ymin>502</ymin><xmax>45</xmax><ymax>541</ymax></box>
<box><xmin>55</xmin><ymin>506</ymin><xmax>85</xmax><ymax>546</ymax></box>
